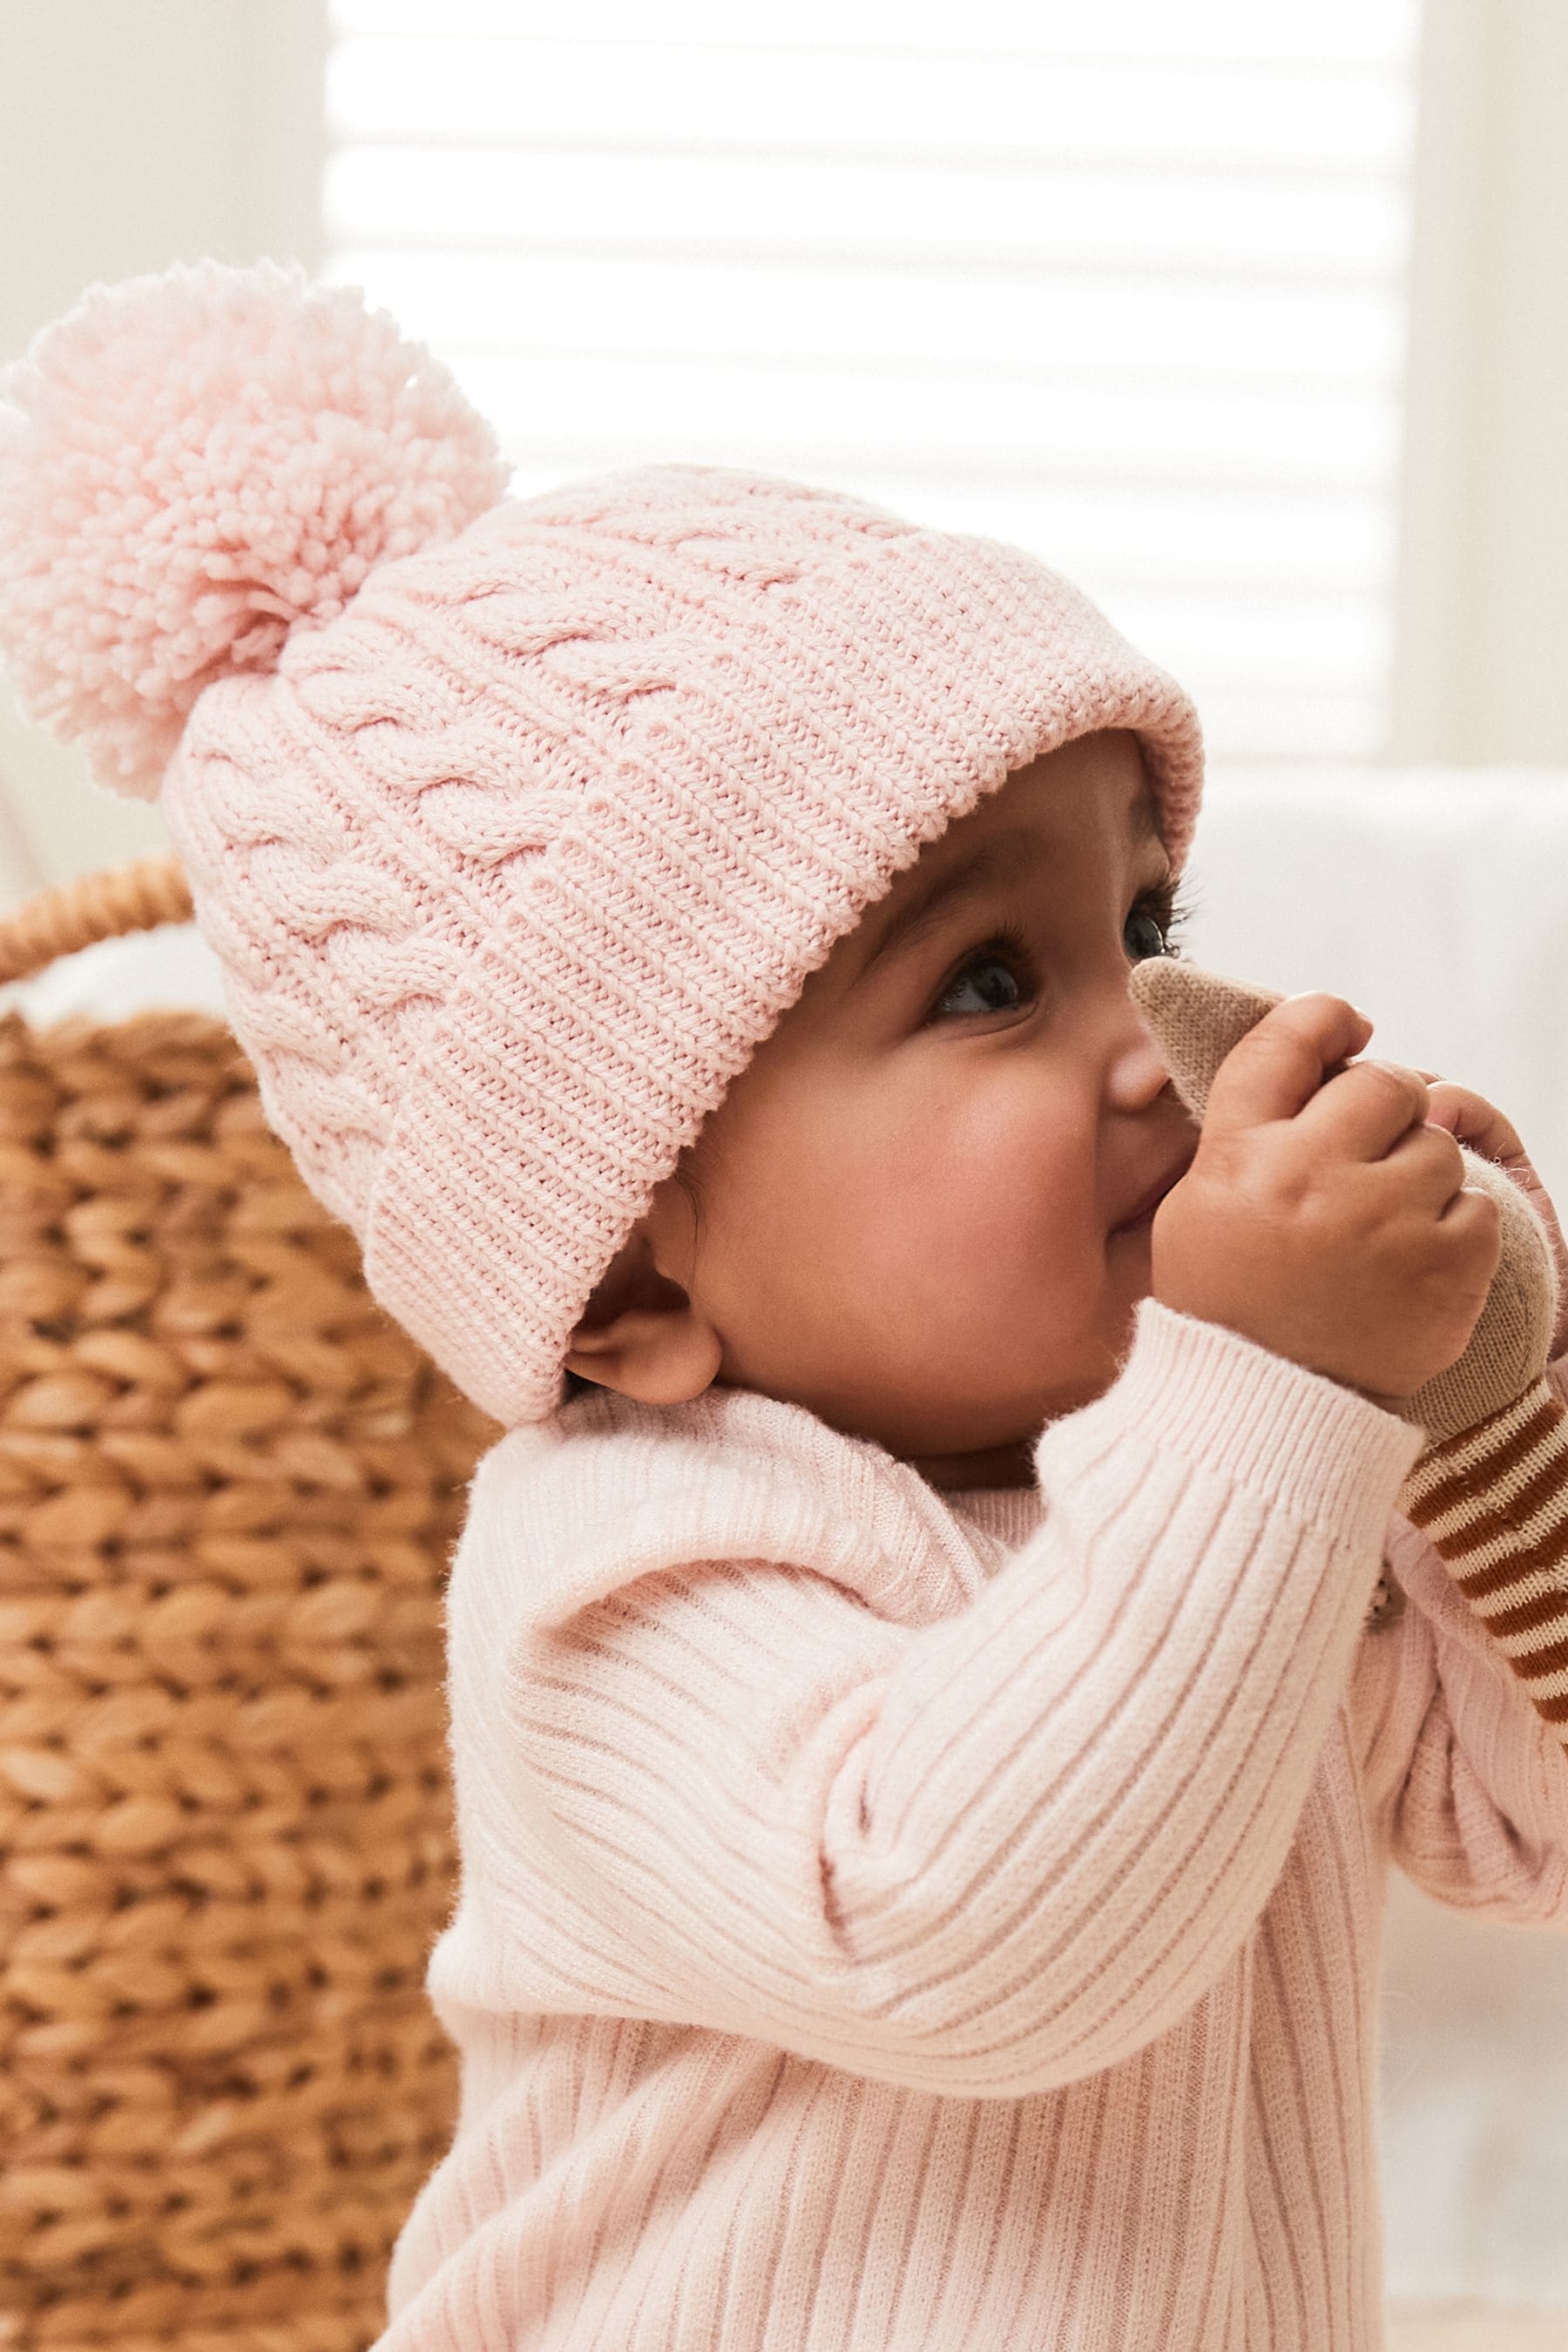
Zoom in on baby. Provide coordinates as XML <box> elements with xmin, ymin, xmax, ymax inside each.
<box><xmin>559</xmin><ymin>716</ymin><xmax>1511</xmax><ymax>1469</ymax></box>
<box><xmin>561</xmin><ymin>725</ymin><xmax>1205</xmax><ymax>1488</ymax></box>
<box><xmin>4</xmin><ymin>260</ymin><xmax>1568</xmax><ymax>2352</ymax></box>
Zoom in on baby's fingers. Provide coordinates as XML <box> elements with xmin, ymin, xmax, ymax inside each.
<box><xmin>1419</xmin><ymin>1077</ymin><xmax>1568</xmax><ymax>1359</ymax></box>
<box><xmin>1415</xmin><ymin>1076</ymin><xmax>1526</xmax><ymax>1165</ymax></box>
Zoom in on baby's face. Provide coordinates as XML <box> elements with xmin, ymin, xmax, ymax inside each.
<box><xmin>566</xmin><ymin>727</ymin><xmax>1200</xmax><ymax>1489</ymax></box>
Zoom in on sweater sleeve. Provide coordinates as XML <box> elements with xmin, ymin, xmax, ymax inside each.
<box><xmin>496</xmin><ymin>1297</ymin><xmax>1425</xmax><ymax>2099</ymax></box>
<box><xmin>1355</xmin><ymin>1348</ymin><xmax>1568</xmax><ymax>1928</ymax></box>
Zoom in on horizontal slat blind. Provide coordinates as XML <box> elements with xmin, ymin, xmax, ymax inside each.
<box><xmin>324</xmin><ymin>0</ymin><xmax>1421</xmax><ymax>760</ymax></box>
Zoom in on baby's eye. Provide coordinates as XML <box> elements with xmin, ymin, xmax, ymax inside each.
<box><xmin>929</xmin><ymin>929</ymin><xmax>1036</xmax><ymax>1022</ymax></box>
<box><xmin>927</xmin><ymin>881</ymin><xmax>1193</xmax><ymax>1025</ymax></box>
<box><xmin>1125</xmin><ymin>880</ymin><xmax>1186</xmax><ymax>963</ymax></box>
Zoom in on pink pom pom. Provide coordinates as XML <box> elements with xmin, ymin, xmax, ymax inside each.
<box><xmin>0</xmin><ymin>259</ymin><xmax>510</xmax><ymax>799</ymax></box>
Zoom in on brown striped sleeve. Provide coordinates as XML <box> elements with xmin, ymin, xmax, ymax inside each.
<box><xmin>1399</xmin><ymin>1370</ymin><xmax>1568</xmax><ymax>1751</ymax></box>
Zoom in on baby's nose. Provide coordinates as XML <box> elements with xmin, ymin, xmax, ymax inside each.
<box><xmin>1111</xmin><ymin>1004</ymin><xmax>1179</xmax><ymax>1110</ymax></box>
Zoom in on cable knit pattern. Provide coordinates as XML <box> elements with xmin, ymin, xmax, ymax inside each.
<box><xmin>168</xmin><ymin>479</ymin><xmax>1204</xmax><ymax>1427</ymax></box>
<box><xmin>369</xmin><ymin>1301</ymin><xmax>1568</xmax><ymax>2351</ymax></box>
<box><xmin>0</xmin><ymin>262</ymin><xmax>1203</xmax><ymax>1427</ymax></box>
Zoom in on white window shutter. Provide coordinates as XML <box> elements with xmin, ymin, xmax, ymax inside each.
<box><xmin>324</xmin><ymin>1</ymin><xmax>1422</xmax><ymax>761</ymax></box>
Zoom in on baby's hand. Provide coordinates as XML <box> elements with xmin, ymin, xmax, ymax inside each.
<box><xmin>1412</xmin><ymin>1073</ymin><xmax>1568</xmax><ymax>1363</ymax></box>
<box><xmin>1151</xmin><ymin>996</ymin><xmax>1501</xmax><ymax>1411</ymax></box>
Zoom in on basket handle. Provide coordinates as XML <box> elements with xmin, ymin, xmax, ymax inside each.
<box><xmin>0</xmin><ymin>852</ymin><xmax>194</xmax><ymax>988</ymax></box>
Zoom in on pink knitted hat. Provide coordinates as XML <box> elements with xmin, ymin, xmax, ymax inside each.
<box><xmin>0</xmin><ymin>260</ymin><xmax>1205</xmax><ymax>1427</ymax></box>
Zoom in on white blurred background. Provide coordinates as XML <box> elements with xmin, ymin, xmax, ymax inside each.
<box><xmin>2</xmin><ymin>4</ymin><xmax>1566</xmax><ymax>2340</ymax></box>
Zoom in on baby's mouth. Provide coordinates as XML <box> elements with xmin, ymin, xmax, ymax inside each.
<box><xmin>1111</xmin><ymin>1201</ymin><xmax>1158</xmax><ymax>1237</ymax></box>
<box><xmin>1109</xmin><ymin>1148</ymin><xmax>1195</xmax><ymax>1237</ymax></box>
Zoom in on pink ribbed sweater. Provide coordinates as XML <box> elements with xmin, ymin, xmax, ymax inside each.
<box><xmin>376</xmin><ymin>1298</ymin><xmax>1568</xmax><ymax>2350</ymax></box>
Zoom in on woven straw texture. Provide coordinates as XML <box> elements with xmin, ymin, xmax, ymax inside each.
<box><xmin>0</xmin><ymin>855</ymin><xmax>499</xmax><ymax>2352</ymax></box>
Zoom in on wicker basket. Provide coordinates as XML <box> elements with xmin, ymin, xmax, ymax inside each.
<box><xmin>0</xmin><ymin>855</ymin><xmax>500</xmax><ymax>2352</ymax></box>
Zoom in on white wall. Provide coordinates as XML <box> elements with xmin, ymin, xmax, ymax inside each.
<box><xmin>0</xmin><ymin>0</ymin><xmax>326</xmax><ymax>903</ymax></box>
<box><xmin>1388</xmin><ymin>0</ymin><xmax>1568</xmax><ymax>763</ymax></box>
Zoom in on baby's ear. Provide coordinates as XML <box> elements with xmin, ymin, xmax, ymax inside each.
<box><xmin>1128</xmin><ymin>958</ymin><xmax>1286</xmax><ymax>1123</ymax></box>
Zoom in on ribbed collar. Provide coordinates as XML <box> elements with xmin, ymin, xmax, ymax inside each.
<box><xmin>940</xmin><ymin>1484</ymin><xmax>1046</xmax><ymax>1546</ymax></box>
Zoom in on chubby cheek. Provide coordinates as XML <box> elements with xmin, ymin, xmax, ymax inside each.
<box><xmin>809</xmin><ymin>1078</ymin><xmax>1100</xmax><ymax>1349</ymax></box>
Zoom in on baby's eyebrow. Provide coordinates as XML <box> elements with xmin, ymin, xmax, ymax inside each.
<box><xmin>852</xmin><ymin>784</ymin><xmax>1165</xmax><ymax>990</ymax></box>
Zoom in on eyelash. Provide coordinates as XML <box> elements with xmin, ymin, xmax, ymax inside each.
<box><xmin>927</xmin><ymin>875</ymin><xmax>1197</xmax><ymax>1024</ymax></box>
